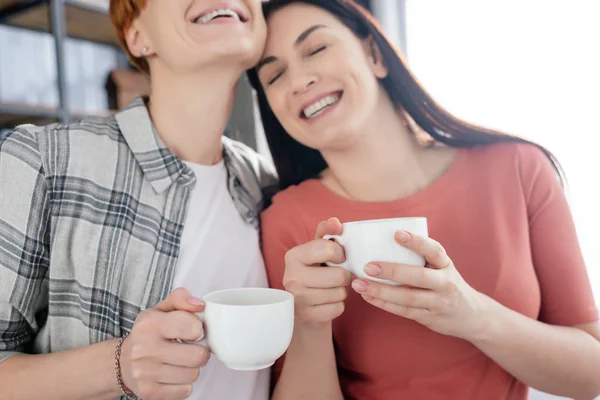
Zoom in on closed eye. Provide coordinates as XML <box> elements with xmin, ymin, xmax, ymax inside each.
<box><xmin>309</xmin><ymin>45</ymin><xmax>327</xmax><ymax>56</ymax></box>
<box><xmin>268</xmin><ymin>71</ymin><xmax>285</xmax><ymax>85</ymax></box>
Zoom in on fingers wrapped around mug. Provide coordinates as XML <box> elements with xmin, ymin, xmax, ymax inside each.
<box><xmin>394</xmin><ymin>230</ymin><xmax>452</xmax><ymax>269</ymax></box>
<box><xmin>351</xmin><ymin>232</ymin><xmax>489</xmax><ymax>340</ymax></box>
<box><xmin>282</xmin><ymin>218</ymin><xmax>353</xmax><ymax>325</ymax></box>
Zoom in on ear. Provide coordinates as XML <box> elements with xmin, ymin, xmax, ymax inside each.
<box><xmin>124</xmin><ymin>20</ymin><xmax>154</xmax><ymax>58</ymax></box>
<box><xmin>363</xmin><ymin>36</ymin><xmax>388</xmax><ymax>79</ymax></box>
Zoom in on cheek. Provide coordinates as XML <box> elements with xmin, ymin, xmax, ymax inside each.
<box><xmin>266</xmin><ymin>92</ymin><xmax>290</xmax><ymax>121</ymax></box>
<box><xmin>349</xmin><ymin>63</ymin><xmax>381</xmax><ymax>103</ymax></box>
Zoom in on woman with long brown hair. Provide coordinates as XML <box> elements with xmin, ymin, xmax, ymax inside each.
<box><xmin>247</xmin><ymin>0</ymin><xmax>600</xmax><ymax>399</ymax></box>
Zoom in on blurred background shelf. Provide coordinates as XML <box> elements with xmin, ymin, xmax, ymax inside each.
<box><xmin>0</xmin><ymin>0</ymin><xmax>116</xmax><ymax>46</ymax></box>
<box><xmin>0</xmin><ymin>101</ymin><xmax>109</xmax><ymax>128</ymax></box>
<box><xmin>0</xmin><ymin>0</ymin><xmax>115</xmax><ymax>129</ymax></box>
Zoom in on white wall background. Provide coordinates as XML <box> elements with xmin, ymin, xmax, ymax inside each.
<box><xmin>373</xmin><ymin>1</ymin><xmax>599</xmax><ymax>399</ymax></box>
<box><xmin>403</xmin><ymin>0</ymin><xmax>599</xmax><ymax>304</ymax></box>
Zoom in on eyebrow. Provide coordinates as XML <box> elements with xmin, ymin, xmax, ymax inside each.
<box><xmin>295</xmin><ymin>24</ymin><xmax>328</xmax><ymax>47</ymax></box>
<box><xmin>256</xmin><ymin>24</ymin><xmax>328</xmax><ymax>73</ymax></box>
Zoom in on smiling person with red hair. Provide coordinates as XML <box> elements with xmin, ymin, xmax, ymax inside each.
<box><xmin>0</xmin><ymin>1</ymin><xmax>276</xmax><ymax>399</ymax></box>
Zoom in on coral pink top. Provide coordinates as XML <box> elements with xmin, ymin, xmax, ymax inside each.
<box><xmin>261</xmin><ymin>142</ymin><xmax>598</xmax><ymax>400</ymax></box>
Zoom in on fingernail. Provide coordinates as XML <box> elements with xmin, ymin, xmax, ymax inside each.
<box><xmin>362</xmin><ymin>294</ymin><xmax>374</xmax><ymax>301</ymax></box>
<box><xmin>364</xmin><ymin>263</ymin><xmax>381</xmax><ymax>276</ymax></box>
<box><xmin>188</xmin><ymin>296</ymin><xmax>204</xmax><ymax>305</ymax></box>
<box><xmin>396</xmin><ymin>230</ymin><xmax>411</xmax><ymax>243</ymax></box>
<box><xmin>352</xmin><ymin>280</ymin><xmax>368</xmax><ymax>292</ymax></box>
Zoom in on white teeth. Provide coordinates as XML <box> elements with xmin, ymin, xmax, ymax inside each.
<box><xmin>303</xmin><ymin>94</ymin><xmax>341</xmax><ymax>119</ymax></box>
<box><xmin>198</xmin><ymin>8</ymin><xmax>241</xmax><ymax>24</ymax></box>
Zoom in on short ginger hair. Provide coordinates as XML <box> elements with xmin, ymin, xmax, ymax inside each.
<box><xmin>110</xmin><ymin>0</ymin><xmax>149</xmax><ymax>74</ymax></box>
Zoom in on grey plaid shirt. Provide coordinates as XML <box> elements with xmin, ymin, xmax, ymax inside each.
<box><xmin>0</xmin><ymin>97</ymin><xmax>277</xmax><ymax>364</ymax></box>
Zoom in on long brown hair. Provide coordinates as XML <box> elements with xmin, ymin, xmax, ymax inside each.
<box><xmin>247</xmin><ymin>0</ymin><xmax>563</xmax><ymax>190</ymax></box>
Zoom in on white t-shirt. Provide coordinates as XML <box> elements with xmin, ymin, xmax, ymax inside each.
<box><xmin>172</xmin><ymin>160</ymin><xmax>270</xmax><ymax>400</ymax></box>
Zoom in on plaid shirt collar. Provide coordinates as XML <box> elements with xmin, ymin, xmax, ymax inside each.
<box><xmin>116</xmin><ymin>97</ymin><xmax>193</xmax><ymax>194</ymax></box>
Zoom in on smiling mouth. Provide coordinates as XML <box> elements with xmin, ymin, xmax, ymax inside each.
<box><xmin>193</xmin><ymin>8</ymin><xmax>246</xmax><ymax>24</ymax></box>
<box><xmin>301</xmin><ymin>91</ymin><xmax>343</xmax><ymax>119</ymax></box>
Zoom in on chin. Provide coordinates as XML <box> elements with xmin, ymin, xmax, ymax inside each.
<box><xmin>312</xmin><ymin>127</ymin><xmax>359</xmax><ymax>152</ymax></box>
<box><xmin>212</xmin><ymin>39</ymin><xmax>263</xmax><ymax>67</ymax></box>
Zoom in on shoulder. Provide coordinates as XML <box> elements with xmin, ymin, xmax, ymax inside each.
<box><xmin>468</xmin><ymin>141</ymin><xmax>552</xmax><ymax>169</ymax></box>
<box><xmin>1</xmin><ymin>114</ymin><xmax>125</xmax><ymax>177</ymax></box>
<box><xmin>261</xmin><ymin>181</ymin><xmax>318</xmax><ymax>229</ymax></box>
<box><xmin>0</xmin><ymin>124</ymin><xmax>50</xmax><ymax>175</ymax></box>
<box><xmin>488</xmin><ymin>141</ymin><xmax>558</xmax><ymax>183</ymax></box>
<box><xmin>4</xmin><ymin>114</ymin><xmax>123</xmax><ymax>153</ymax></box>
<box><xmin>466</xmin><ymin>141</ymin><xmax>557</xmax><ymax>180</ymax></box>
<box><xmin>260</xmin><ymin>183</ymin><xmax>317</xmax><ymax>257</ymax></box>
<box><xmin>466</xmin><ymin>140</ymin><xmax>561</xmax><ymax>201</ymax></box>
<box><xmin>222</xmin><ymin>136</ymin><xmax>278</xmax><ymax>190</ymax></box>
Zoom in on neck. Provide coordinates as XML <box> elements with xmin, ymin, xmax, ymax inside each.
<box><xmin>321</xmin><ymin>89</ymin><xmax>439</xmax><ymax>202</ymax></box>
<box><xmin>148</xmin><ymin>65</ymin><xmax>241</xmax><ymax>165</ymax></box>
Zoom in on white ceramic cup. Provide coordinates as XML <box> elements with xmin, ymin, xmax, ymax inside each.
<box><xmin>324</xmin><ymin>217</ymin><xmax>428</xmax><ymax>285</ymax></box>
<box><xmin>185</xmin><ymin>287</ymin><xmax>294</xmax><ymax>371</ymax></box>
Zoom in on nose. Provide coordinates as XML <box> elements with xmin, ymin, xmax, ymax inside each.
<box><xmin>290</xmin><ymin>68</ymin><xmax>317</xmax><ymax>96</ymax></box>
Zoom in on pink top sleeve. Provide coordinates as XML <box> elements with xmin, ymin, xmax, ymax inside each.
<box><xmin>517</xmin><ymin>144</ymin><xmax>598</xmax><ymax>325</ymax></box>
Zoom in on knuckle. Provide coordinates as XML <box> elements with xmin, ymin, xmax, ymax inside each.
<box><xmin>281</xmin><ymin>273</ymin><xmax>294</xmax><ymax>289</ymax></box>
<box><xmin>435</xmin><ymin>244</ymin><xmax>446</xmax><ymax>261</ymax></box>
<box><xmin>390</xmin><ymin>265</ymin><xmax>399</xmax><ymax>281</ymax></box>
<box><xmin>171</xmin><ymin>287</ymin><xmax>188</xmax><ymax>297</ymax></box>
<box><xmin>416</xmin><ymin>267</ymin><xmax>429</xmax><ymax>287</ymax></box>
<box><xmin>131</xmin><ymin>366</ymin><xmax>145</xmax><ymax>382</ymax></box>
<box><xmin>369</xmin><ymin>284</ymin><xmax>381</xmax><ymax>297</ymax></box>
<box><xmin>199</xmin><ymin>345</ymin><xmax>211</xmax><ymax>363</ymax></box>
<box><xmin>191</xmin><ymin>345</ymin><xmax>208</xmax><ymax>367</ymax></box>
<box><xmin>134</xmin><ymin>311</ymin><xmax>154</xmax><ymax>330</ymax></box>
<box><xmin>191</xmin><ymin>319</ymin><xmax>203</xmax><ymax>339</ymax></box>
<box><xmin>416</xmin><ymin>236</ymin><xmax>426</xmax><ymax>253</ymax></box>
<box><xmin>284</xmin><ymin>248</ymin><xmax>297</xmax><ymax>265</ymax></box>
<box><xmin>338</xmin><ymin>287</ymin><xmax>348</xmax><ymax>301</ymax></box>
<box><xmin>444</xmin><ymin>280</ymin><xmax>458</xmax><ymax>293</ymax></box>
<box><xmin>343</xmin><ymin>270</ymin><xmax>353</xmax><ymax>284</ymax></box>
<box><xmin>405</xmin><ymin>290</ymin><xmax>417</xmax><ymax>307</ymax></box>
<box><xmin>335</xmin><ymin>302</ymin><xmax>345</xmax><ymax>317</ymax></box>
<box><xmin>324</xmin><ymin>241</ymin><xmax>338</xmax><ymax>261</ymax></box>
<box><xmin>192</xmin><ymin>367</ymin><xmax>201</xmax><ymax>381</ymax></box>
<box><xmin>283</xmin><ymin>272</ymin><xmax>301</xmax><ymax>292</ymax></box>
<box><xmin>130</xmin><ymin>343</ymin><xmax>148</xmax><ymax>361</ymax></box>
<box><xmin>200</xmin><ymin>350</ymin><xmax>211</xmax><ymax>367</ymax></box>
<box><xmin>334</xmin><ymin>270</ymin><xmax>348</xmax><ymax>286</ymax></box>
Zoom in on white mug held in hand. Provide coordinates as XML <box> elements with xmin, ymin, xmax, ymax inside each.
<box><xmin>184</xmin><ymin>287</ymin><xmax>294</xmax><ymax>371</ymax></box>
<box><xmin>324</xmin><ymin>217</ymin><xmax>428</xmax><ymax>285</ymax></box>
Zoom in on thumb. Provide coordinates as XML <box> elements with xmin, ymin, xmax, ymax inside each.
<box><xmin>315</xmin><ymin>217</ymin><xmax>343</xmax><ymax>240</ymax></box>
<box><xmin>154</xmin><ymin>287</ymin><xmax>205</xmax><ymax>313</ymax></box>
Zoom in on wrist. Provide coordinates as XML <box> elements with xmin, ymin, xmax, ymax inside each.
<box><xmin>91</xmin><ymin>338</ymin><xmax>130</xmax><ymax>399</ymax></box>
<box><xmin>295</xmin><ymin>320</ymin><xmax>333</xmax><ymax>334</ymax></box>
<box><xmin>293</xmin><ymin>320</ymin><xmax>334</xmax><ymax>344</ymax></box>
<box><xmin>466</xmin><ymin>292</ymin><xmax>505</xmax><ymax>344</ymax></box>
<box><xmin>113</xmin><ymin>334</ymin><xmax>137</xmax><ymax>399</ymax></box>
